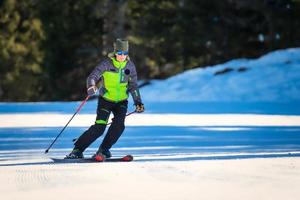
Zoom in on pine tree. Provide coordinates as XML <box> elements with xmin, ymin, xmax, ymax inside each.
<box><xmin>0</xmin><ymin>0</ymin><xmax>45</xmax><ymax>101</ymax></box>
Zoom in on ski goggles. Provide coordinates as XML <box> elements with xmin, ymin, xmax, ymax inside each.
<box><xmin>116</xmin><ymin>50</ymin><xmax>128</xmax><ymax>55</ymax></box>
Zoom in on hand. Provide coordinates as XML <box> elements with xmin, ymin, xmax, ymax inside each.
<box><xmin>87</xmin><ymin>86</ymin><xmax>98</xmax><ymax>96</ymax></box>
<box><xmin>135</xmin><ymin>102</ymin><xmax>144</xmax><ymax>113</ymax></box>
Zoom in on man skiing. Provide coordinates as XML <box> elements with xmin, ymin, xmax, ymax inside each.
<box><xmin>66</xmin><ymin>38</ymin><xmax>144</xmax><ymax>160</ymax></box>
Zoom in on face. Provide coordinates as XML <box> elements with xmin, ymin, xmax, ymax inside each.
<box><xmin>115</xmin><ymin>54</ymin><xmax>127</xmax><ymax>62</ymax></box>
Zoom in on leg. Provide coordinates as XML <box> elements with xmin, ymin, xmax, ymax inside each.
<box><xmin>100</xmin><ymin>100</ymin><xmax>128</xmax><ymax>150</ymax></box>
<box><xmin>74</xmin><ymin>98</ymin><xmax>112</xmax><ymax>152</ymax></box>
<box><xmin>74</xmin><ymin>124</ymin><xmax>106</xmax><ymax>152</ymax></box>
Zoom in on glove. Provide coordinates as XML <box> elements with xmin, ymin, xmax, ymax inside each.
<box><xmin>87</xmin><ymin>86</ymin><xmax>98</xmax><ymax>96</ymax></box>
<box><xmin>135</xmin><ymin>102</ymin><xmax>144</xmax><ymax>113</ymax></box>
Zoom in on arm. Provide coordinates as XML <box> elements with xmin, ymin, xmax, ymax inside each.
<box><xmin>127</xmin><ymin>61</ymin><xmax>142</xmax><ymax>105</ymax></box>
<box><xmin>86</xmin><ymin>59</ymin><xmax>108</xmax><ymax>96</ymax></box>
<box><xmin>86</xmin><ymin>59</ymin><xmax>108</xmax><ymax>88</ymax></box>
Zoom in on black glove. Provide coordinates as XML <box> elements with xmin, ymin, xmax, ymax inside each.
<box><xmin>135</xmin><ymin>102</ymin><xmax>144</xmax><ymax>113</ymax></box>
<box><xmin>87</xmin><ymin>86</ymin><xmax>98</xmax><ymax>96</ymax></box>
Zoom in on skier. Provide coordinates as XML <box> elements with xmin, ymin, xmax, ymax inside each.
<box><xmin>66</xmin><ymin>38</ymin><xmax>144</xmax><ymax>159</ymax></box>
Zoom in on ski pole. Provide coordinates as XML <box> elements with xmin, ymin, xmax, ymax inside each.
<box><xmin>107</xmin><ymin>110</ymin><xmax>136</xmax><ymax>125</ymax></box>
<box><xmin>45</xmin><ymin>95</ymin><xmax>90</xmax><ymax>154</ymax></box>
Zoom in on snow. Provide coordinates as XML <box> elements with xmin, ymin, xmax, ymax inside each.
<box><xmin>141</xmin><ymin>48</ymin><xmax>300</xmax><ymax>102</ymax></box>
<box><xmin>1</xmin><ymin>113</ymin><xmax>300</xmax><ymax>127</ymax></box>
<box><xmin>0</xmin><ymin>48</ymin><xmax>300</xmax><ymax>200</ymax></box>
<box><xmin>1</xmin><ymin>158</ymin><xmax>300</xmax><ymax>200</ymax></box>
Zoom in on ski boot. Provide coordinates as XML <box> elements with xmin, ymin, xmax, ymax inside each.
<box><xmin>100</xmin><ymin>148</ymin><xmax>112</xmax><ymax>158</ymax></box>
<box><xmin>92</xmin><ymin>148</ymin><xmax>111</xmax><ymax>162</ymax></box>
<box><xmin>92</xmin><ymin>152</ymin><xmax>106</xmax><ymax>162</ymax></box>
<box><xmin>65</xmin><ymin>148</ymin><xmax>83</xmax><ymax>159</ymax></box>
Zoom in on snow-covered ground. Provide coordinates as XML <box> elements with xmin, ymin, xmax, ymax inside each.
<box><xmin>141</xmin><ymin>48</ymin><xmax>300</xmax><ymax>102</ymax></box>
<box><xmin>0</xmin><ymin>48</ymin><xmax>300</xmax><ymax>200</ymax></box>
<box><xmin>1</xmin><ymin>158</ymin><xmax>299</xmax><ymax>200</ymax></box>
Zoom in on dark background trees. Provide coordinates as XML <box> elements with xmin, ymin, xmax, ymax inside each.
<box><xmin>0</xmin><ymin>0</ymin><xmax>299</xmax><ymax>101</ymax></box>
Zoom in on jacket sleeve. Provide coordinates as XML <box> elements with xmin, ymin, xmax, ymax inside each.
<box><xmin>86</xmin><ymin>59</ymin><xmax>108</xmax><ymax>88</ymax></box>
<box><xmin>127</xmin><ymin>61</ymin><xmax>142</xmax><ymax>104</ymax></box>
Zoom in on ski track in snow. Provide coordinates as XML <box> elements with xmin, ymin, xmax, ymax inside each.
<box><xmin>0</xmin><ymin>125</ymin><xmax>300</xmax><ymax>165</ymax></box>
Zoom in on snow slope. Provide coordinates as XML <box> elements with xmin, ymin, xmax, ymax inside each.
<box><xmin>142</xmin><ymin>48</ymin><xmax>300</xmax><ymax>102</ymax></box>
<box><xmin>0</xmin><ymin>48</ymin><xmax>300</xmax><ymax>200</ymax></box>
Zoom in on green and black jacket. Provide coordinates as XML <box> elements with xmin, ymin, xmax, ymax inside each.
<box><xmin>87</xmin><ymin>56</ymin><xmax>142</xmax><ymax>104</ymax></box>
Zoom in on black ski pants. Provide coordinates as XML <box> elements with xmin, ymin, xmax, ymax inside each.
<box><xmin>74</xmin><ymin>97</ymin><xmax>128</xmax><ymax>152</ymax></box>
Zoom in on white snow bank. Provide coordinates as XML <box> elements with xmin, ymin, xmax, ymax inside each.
<box><xmin>0</xmin><ymin>157</ymin><xmax>299</xmax><ymax>200</ymax></box>
<box><xmin>1</xmin><ymin>113</ymin><xmax>300</xmax><ymax>127</ymax></box>
<box><xmin>141</xmin><ymin>48</ymin><xmax>300</xmax><ymax>102</ymax></box>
